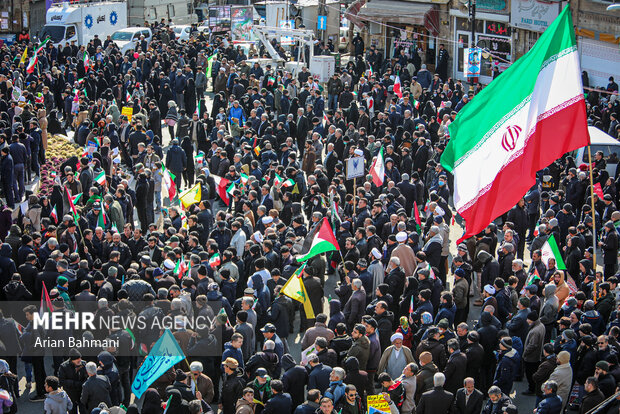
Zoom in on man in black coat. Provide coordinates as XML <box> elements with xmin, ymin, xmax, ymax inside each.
<box><xmin>507</xmin><ymin>199</ymin><xmax>528</xmax><ymax>259</ymax></box>
<box><xmin>444</xmin><ymin>339</ymin><xmax>468</xmax><ymax>394</ymax></box>
<box><xmin>416</xmin><ymin>372</ymin><xmax>454</xmax><ymax>414</ymax></box>
<box><xmin>451</xmin><ymin>378</ymin><xmax>485</xmax><ymax>414</ymax></box>
<box><xmin>58</xmin><ymin>349</ymin><xmax>87</xmax><ymax>414</ymax></box>
<box><xmin>80</xmin><ymin>361</ymin><xmax>112</xmax><ymax>413</ymax></box>
<box><xmin>263</xmin><ymin>380</ymin><xmax>292</xmax><ymax>414</ymax></box>
<box><xmin>134</xmin><ymin>172</ymin><xmax>150</xmax><ymax>234</ymax></box>
<box><xmin>281</xmin><ymin>354</ymin><xmax>308</xmax><ymax>409</ymax></box>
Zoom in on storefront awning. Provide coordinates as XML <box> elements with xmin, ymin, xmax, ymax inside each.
<box><xmin>357</xmin><ymin>1</ymin><xmax>436</xmax><ymax>26</ymax></box>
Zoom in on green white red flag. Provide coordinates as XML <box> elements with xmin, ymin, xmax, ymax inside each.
<box><xmin>541</xmin><ymin>234</ymin><xmax>566</xmax><ymax>270</ymax></box>
<box><xmin>370</xmin><ymin>147</ymin><xmax>385</xmax><ymax>187</ymax></box>
<box><xmin>209</xmin><ymin>253</ymin><xmax>221</xmax><ymax>269</ymax></box>
<box><xmin>161</xmin><ymin>166</ymin><xmax>177</xmax><ymax>201</ymax></box>
<box><xmin>440</xmin><ymin>6</ymin><xmax>590</xmax><ymax>244</ymax></box>
<box><xmin>95</xmin><ymin>171</ymin><xmax>106</xmax><ymax>185</ymax></box>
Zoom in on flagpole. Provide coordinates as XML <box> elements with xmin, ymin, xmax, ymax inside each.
<box><xmin>353</xmin><ymin>177</ymin><xmax>357</xmax><ymax>217</ymax></box>
<box><xmin>587</xmin><ymin>146</ymin><xmax>597</xmax><ymax>273</ymax></box>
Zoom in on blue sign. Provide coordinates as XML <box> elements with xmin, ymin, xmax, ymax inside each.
<box><xmin>317</xmin><ymin>15</ymin><xmax>327</xmax><ymax>30</ymax></box>
<box><xmin>131</xmin><ymin>329</ymin><xmax>185</xmax><ymax>398</ymax></box>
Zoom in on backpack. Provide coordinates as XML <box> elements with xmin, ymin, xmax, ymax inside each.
<box><xmin>388</xmin><ymin>381</ymin><xmax>405</xmax><ymax>409</ymax></box>
<box><xmin>0</xmin><ymin>375</ymin><xmax>17</xmax><ymax>413</ymax></box>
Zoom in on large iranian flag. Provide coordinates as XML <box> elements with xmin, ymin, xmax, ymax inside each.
<box><xmin>441</xmin><ymin>6</ymin><xmax>590</xmax><ymax>243</ymax></box>
<box><xmin>296</xmin><ymin>217</ymin><xmax>339</xmax><ymax>262</ymax></box>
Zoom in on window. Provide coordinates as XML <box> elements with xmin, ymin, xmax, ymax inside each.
<box><xmin>66</xmin><ymin>25</ymin><xmax>76</xmax><ymax>40</ymax></box>
<box><xmin>168</xmin><ymin>5</ymin><xmax>176</xmax><ymax>18</ymax></box>
<box><xmin>39</xmin><ymin>25</ymin><xmax>65</xmax><ymax>43</ymax></box>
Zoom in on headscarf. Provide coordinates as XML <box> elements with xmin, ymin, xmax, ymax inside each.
<box><xmin>0</xmin><ymin>360</ymin><xmax>10</xmax><ymax>374</ymax></box>
<box><xmin>400</xmin><ymin>316</ymin><xmax>409</xmax><ymax>333</ymax></box>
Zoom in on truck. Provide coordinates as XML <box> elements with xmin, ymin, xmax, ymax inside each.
<box><xmin>128</xmin><ymin>0</ymin><xmax>196</xmax><ymax>26</ymax></box>
<box><xmin>39</xmin><ymin>1</ymin><xmax>128</xmax><ymax>47</ymax></box>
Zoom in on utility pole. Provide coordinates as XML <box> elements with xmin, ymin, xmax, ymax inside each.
<box><xmin>318</xmin><ymin>0</ymin><xmax>326</xmax><ymax>42</ymax></box>
<box><xmin>469</xmin><ymin>0</ymin><xmax>477</xmax><ymax>85</ymax></box>
<box><xmin>469</xmin><ymin>0</ymin><xmax>476</xmax><ymax>49</ymax></box>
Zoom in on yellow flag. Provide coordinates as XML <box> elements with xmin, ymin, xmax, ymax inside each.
<box><xmin>281</xmin><ymin>264</ymin><xmax>315</xmax><ymax>319</ymax></box>
<box><xmin>19</xmin><ymin>47</ymin><xmax>27</xmax><ymax>65</ymax></box>
<box><xmin>292</xmin><ymin>183</ymin><xmax>299</xmax><ymax>194</ymax></box>
<box><xmin>179</xmin><ymin>183</ymin><xmax>201</xmax><ymax>209</ymax></box>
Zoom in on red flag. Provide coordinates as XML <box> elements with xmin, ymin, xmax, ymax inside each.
<box><xmin>593</xmin><ymin>182</ymin><xmax>604</xmax><ymax>199</ymax></box>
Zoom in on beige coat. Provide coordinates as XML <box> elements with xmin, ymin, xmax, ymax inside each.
<box><xmin>377</xmin><ymin>345</ymin><xmax>415</xmax><ymax>374</ymax></box>
<box><xmin>37</xmin><ymin>108</ymin><xmax>48</xmax><ymax>149</ymax></box>
<box><xmin>548</xmin><ymin>362</ymin><xmax>573</xmax><ymax>410</ymax></box>
<box><xmin>391</xmin><ymin>243</ymin><xmax>417</xmax><ymax>277</ymax></box>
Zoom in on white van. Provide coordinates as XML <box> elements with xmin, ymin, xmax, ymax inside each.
<box><xmin>111</xmin><ymin>27</ymin><xmax>153</xmax><ymax>54</ymax></box>
<box><xmin>573</xmin><ymin>126</ymin><xmax>620</xmax><ymax>177</ymax></box>
<box><xmin>171</xmin><ymin>24</ymin><xmax>192</xmax><ymax>42</ymax></box>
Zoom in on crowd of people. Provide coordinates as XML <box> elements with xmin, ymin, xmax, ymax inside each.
<box><xmin>0</xmin><ymin>15</ymin><xmax>618</xmax><ymax>414</ymax></box>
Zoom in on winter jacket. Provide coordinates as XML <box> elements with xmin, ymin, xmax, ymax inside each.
<box><xmin>540</xmin><ymin>284</ymin><xmax>559</xmax><ymax>325</ymax></box>
<box><xmin>536</xmin><ymin>393</ymin><xmax>562</xmax><ymax>414</ymax></box>
<box><xmin>281</xmin><ymin>354</ymin><xmax>308</xmax><ymax>408</ymax></box>
<box><xmin>493</xmin><ymin>348</ymin><xmax>520</xmax><ymax>394</ymax></box>
<box><xmin>548</xmin><ymin>363</ymin><xmax>573</xmax><ymax>410</ymax></box>
<box><xmin>308</xmin><ymin>363</ymin><xmax>332</xmax><ymax>394</ymax></box>
<box><xmin>44</xmin><ymin>390</ymin><xmax>73</xmax><ymax>414</ymax></box>
<box><xmin>522</xmin><ymin>319</ymin><xmax>545</xmax><ymax>362</ymax></box>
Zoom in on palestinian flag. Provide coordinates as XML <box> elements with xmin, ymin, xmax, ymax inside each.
<box><xmin>521</xmin><ymin>268</ymin><xmax>541</xmax><ymax>294</ymax></box>
<box><xmin>50</xmin><ymin>205</ymin><xmax>58</xmax><ymax>223</ymax></box>
<box><xmin>394</xmin><ymin>74</ymin><xmax>402</xmax><ymax>98</ymax></box>
<box><xmin>212</xmin><ymin>174</ymin><xmax>231</xmax><ymax>206</ymax></box>
<box><xmin>440</xmin><ymin>6</ymin><xmax>590</xmax><ymax>244</ymax></box>
<box><xmin>97</xmin><ymin>206</ymin><xmax>107</xmax><ymax>228</ymax></box>
<box><xmin>209</xmin><ymin>253</ymin><xmax>221</xmax><ymax>269</ymax></box>
<box><xmin>370</xmin><ymin>147</ymin><xmax>385</xmax><ymax>187</ymax></box>
<box><xmin>95</xmin><ymin>171</ymin><xmax>106</xmax><ymax>185</ymax></box>
<box><xmin>541</xmin><ymin>234</ymin><xmax>566</xmax><ymax>270</ymax></box>
<box><xmin>413</xmin><ymin>201</ymin><xmax>422</xmax><ymax>232</ymax></box>
<box><xmin>162</xmin><ymin>166</ymin><xmax>177</xmax><ymax>200</ymax></box>
<box><xmin>297</xmin><ymin>217</ymin><xmax>340</xmax><ymax>262</ymax></box>
<box><xmin>39</xmin><ymin>283</ymin><xmax>54</xmax><ymax>317</ymax></box>
<box><xmin>26</xmin><ymin>55</ymin><xmax>38</xmax><ymax>74</ymax></box>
